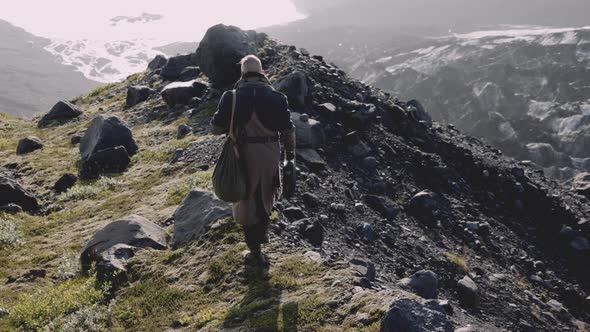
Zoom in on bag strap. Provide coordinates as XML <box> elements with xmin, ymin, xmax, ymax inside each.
<box><xmin>229</xmin><ymin>89</ymin><xmax>237</xmax><ymax>142</ymax></box>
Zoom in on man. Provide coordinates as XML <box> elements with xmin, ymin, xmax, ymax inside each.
<box><xmin>210</xmin><ymin>55</ymin><xmax>296</xmax><ymax>264</ymax></box>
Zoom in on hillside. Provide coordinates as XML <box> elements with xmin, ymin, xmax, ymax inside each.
<box><xmin>0</xmin><ymin>20</ymin><xmax>99</xmax><ymax>119</ymax></box>
<box><xmin>0</xmin><ymin>24</ymin><xmax>589</xmax><ymax>332</ymax></box>
<box><xmin>359</xmin><ymin>27</ymin><xmax>590</xmax><ymax>181</ymax></box>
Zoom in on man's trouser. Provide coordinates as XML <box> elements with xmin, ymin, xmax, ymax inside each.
<box><xmin>242</xmin><ymin>187</ymin><xmax>270</xmax><ymax>252</ymax></box>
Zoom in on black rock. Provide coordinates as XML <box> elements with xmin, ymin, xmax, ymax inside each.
<box><xmin>80</xmin><ymin>115</ymin><xmax>138</xmax><ymax>162</ymax></box>
<box><xmin>194</xmin><ymin>24</ymin><xmax>263</xmax><ymax>87</ymax></box>
<box><xmin>16</xmin><ymin>136</ymin><xmax>43</xmax><ymax>155</ymax></box>
<box><xmin>350</xmin><ymin>258</ymin><xmax>376</xmax><ymax>282</ymax></box>
<box><xmin>161</xmin><ymin>80</ymin><xmax>208</xmax><ymax>107</ymax></box>
<box><xmin>408</xmin><ymin>190</ymin><xmax>449</xmax><ymax>220</ymax></box>
<box><xmin>303</xmin><ymin>219</ymin><xmax>324</xmax><ymax>246</ymax></box>
<box><xmin>284</xmin><ymin>206</ymin><xmax>306</xmax><ymax>221</ymax></box>
<box><xmin>125</xmin><ymin>85</ymin><xmax>152</xmax><ymax>109</ymax></box>
<box><xmin>381</xmin><ymin>299</ymin><xmax>453</xmax><ymax>332</ymax></box>
<box><xmin>362</xmin><ymin>195</ymin><xmax>400</xmax><ymax>220</ymax></box>
<box><xmin>407</xmin><ymin>99</ymin><xmax>433</xmax><ymax>127</ymax></box>
<box><xmin>54</xmin><ymin>173</ymin><xmax>78</xmax><ymax>193</ymax></box>
<box><xmin>177</xmin><ymin>124</ymin><xmax>192</xmax><ymax>139</ymax></box>
<box><xmin>70</xmin><ymin>135</ymin><xmax>82</xmax><ymax>145</ymax></box>
<box><xmin>81</xmin><ymin>215</ymin><xmax>169</xmax><ymax>284</ymax></box>
<box><xmin>179</xmin><ymin>66</ymin><xmax>201</xmax><ymax>81</ymax></box>
<box><xmin>359</xmin><ymin>222</ymin><xmax>377</xmax><ymax>242</ymax></box>
<box><xmin>37</xmin><ymin>101</ymin><xmax>82</xmax><ymax>128</ymax></box>
<box><xmin>160</xmin><ymin>54</ymin><xmax>193</xmax><ymax>81</ymax></box>
<box><xmin>148</xmin><ymin>54</ymin><xmax>167</xmax><ymax>71</ymax></box>
<box><xmin>273</xmin><ymin>71</ymin><xmax>312</xmax><ymax>111</ymax></box>
<box><xmin>457</xmin><ymin>276</ymin><xmax>480</xmax><ymax>307</ymax></box>
<box><xmin>0</xmin><ymin>176</ymin><xmax>38</xmax><ymax>212</ymax></box>
<box><xmin>399</xmin><ymin>270</ymin><xmax>439</xmax><ymax>299</ymax></box>
<box><xmin>302</xmin><ymin>193</ymin><xmax>320</xmax><ymax>207</ymax></box>
<box><xmin>80</xmin><ymin>146</ymin><xmax>131</xmax><ymax>180</ymax></box>
<box><xmin>0</xmin><ymin>203</ymin><xmax>23</xmax><ymax>214</ymax></box>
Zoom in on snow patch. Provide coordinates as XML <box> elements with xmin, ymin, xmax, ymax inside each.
<box><xmin>528</xmin><ymin>100</ymin><xmax>555</xmax><ymax>121</ymax></box>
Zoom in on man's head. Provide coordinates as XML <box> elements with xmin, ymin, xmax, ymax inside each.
<box><xmin>240</xmin><ymin>55</ymin><xmax>264</xmax><ymax>76</ymax></box>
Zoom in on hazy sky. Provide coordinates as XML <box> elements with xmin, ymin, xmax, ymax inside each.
<box><xmin>1</xmin><ymin>0</ymin><xmax>304</xmax><ymax>41</ymax></box>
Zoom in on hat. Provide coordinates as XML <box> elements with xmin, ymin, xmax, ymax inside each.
<box><xmin>240</xmin><ymin>55</ymin><xmax>263</xmax><ymax>74</ymax></box>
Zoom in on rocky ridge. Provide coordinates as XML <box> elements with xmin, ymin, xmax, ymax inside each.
<box><xmin>0</xmin><ymin>24</ymin><xmax>588</xmax><ymax>331</ymax></box>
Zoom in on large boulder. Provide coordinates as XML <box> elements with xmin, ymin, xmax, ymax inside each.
<box><xmin>80</xmin><ymin>146</ymin><xmax>131</xmax><ymax>179</ymax></box>
<box><xmin>381</xmin><ymin>298</ymin><xmax>453</xmax><ymax>332</ymax></box>
<box><xmin>16</xmin><ymin>136</ymin><xmax>43</xmax><ymax>155</ymax></box>
<box><xmin>125</xmin><ymin>85</ymin><xmax>152</xmax><ymax>109</ymax></box>
<box><xmin>291</xmin><ymin>112</ymin><xmax>325</xmax><ymax>148</ymax></box>
<box><xmin>80</xmin><ymin>215</ymin><xmax>169</xmax><ymax>274</ymax></box>
<box><xmin>273</xmin><ymin>71</ymin><xmax>312</xmax><ymax>111</ymax></box>
<box><xmin>172</xmin><ymin>190</ymin><xmax>232</xmax><ymax>247</ymax></box>
<box><xmin>399</xmin><ymin>270</ymin><xmax>439</xmax><ymax>299</ymax></box>
<box><xmin>194</xmin><ymin>24</ymin><xmax>264</xmax><ymax>87</ymax></box>
<box><xmin>572</xmin><ymin>173</ymin><xmax>590</xmax><ymax>198</ymax></box>
<box><xmin>457</xmin><ymin>276</ymin><xmax>480</xmax><ymax>308</ymax></box>
<box><xmin>37</xmin><ymin>101</ymin><xmax>82</xmax><ymax>128</ymax></box>
<box><xmin>79</xmin><ymin>115</ymin><xmax>138</xmax><ymax>179</ymax></box>
<box><xmin>408</xmin><ymin>190</ymin><xmax>449</xmax><ymax>220</ymax></box>
<box><xmin>0</xmin><ymin>176</ymin><xmax>38</xmax><ymax>212</ymax></box>
<box><xmin>161</xmin><ymin>80</ymin><xmax>208</xmax><ymax>107</ymax></box>
<box><xmin>160</xmin><ymin>54</ymin><xmax>193</xmax><ymax>81</ymax></box>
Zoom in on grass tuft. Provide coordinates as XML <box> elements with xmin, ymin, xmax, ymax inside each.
<box><xmin>206</xmin><ymin>246</ymin><xmax>244</xmax><ymax>286</ymax></box>
<box><xmin>444</xmin><ymin>252</ymin><xmax>469</xmax><ymax>274</ymax></box>
<box><xmin>58</xmin><ymin>177</ymin><xmax>122</xmax><ymax>202</ymax></box>
<box><xmin>166</xmin><ymin>170</ymin><xmax>213</xmax><ymax>206</ymax></box>
<box><xmin>110</xmin><ymin>278</ymin><xmax>186</xmax><ymax>330</ymax></box>
<box><xmin>271</xmin><ymin>256</ymin><xmax>322</xmax><ymax>290</ymax></box>
<box><xmin>86</xmin><ymin>83</ymin><xmax>117</xmax><ymax>99</ymax></box>
<box><xmin>8</xmin><ymin>273</ymin><xmax>105</xmax><ymax>331</ymax></box>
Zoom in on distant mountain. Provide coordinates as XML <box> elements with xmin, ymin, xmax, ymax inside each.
<box><xmin>0</xmin><ymin>19</ymin><xmax>99</xmax><ymax>118</ymax></box>
<box><xmin>45</xmin><ymin>39</ymin><xmax>197</xmax><ymax>83</ymax></box>
<box><xmin>363</xmin><ymin>27</ymin><xmax>590</xmax><ymax>180</ymax></box>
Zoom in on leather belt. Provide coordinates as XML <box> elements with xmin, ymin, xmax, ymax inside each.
<box><xmin>242</xmin><ymin>136</ymin><xmax>279</xmax><ymax>144</ymax></box>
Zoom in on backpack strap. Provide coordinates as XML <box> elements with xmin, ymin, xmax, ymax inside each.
<box><xmin>229</xmin><ymin>89</ymin><xmax>237</xmax><ymax>142</ymax></box>
<box><xmin>228</xmin><ymin>89</ymin><xmax>241</xmax><ymax>159</ymax></box>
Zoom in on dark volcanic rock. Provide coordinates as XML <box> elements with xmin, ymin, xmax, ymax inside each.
<box><xmin>53</xmin><ymin>173</ymin><xmax>78</xmax><ymax>193</ymax></box>
<box><xmin>16</xmin><ymin>136</ymin><xmax>43</xmax><ymax>155</ymax></box>
<box><xmin>362</xmin><ymin>195</ymin><xmax>399</xmax><ymax>220</ymax></box>
<box><xmin>161</xmin><ymin>80</ymin><xmax>208</xmax><ymax>107</ymax></box>
<box><xmin>160</xmin><ymin>54</ymin><xmax>193</xmax><ymax>81</ymax></box>
<box><xmin>457</xmin><ymin>276</ymin><xmax>480</xmax><ymax>307</ymax></box>
<box><xmin>125</xmin><ymin>85</ymin><xmax>152</xmax><ymax>109</ymax></box>
<box><xmin>381</xmin><ymin>298</ymin><xmax>453</xmax><ymax>332</ymax></box>
<box><xmin>303</xmin><ymin>219</ymin><xmax>324</xmax><ymax>246</ymax></box>
<box><xmin>148</xmin><ymin>54</ymin><xmax>167</xmax><ymax>71</ymax></box>
<box><xmin>273</xmin><ymin>71</ymin><xmax>312</xmax><ymax>111</ymax></box>
<box><xmin>80</xmin><ymin>146</ymin><xmax>131</xmax><ymax>179</ymax></box>
<box><xmin>179</xmin><ymin>66</ymin><xmax>201</xmax><ymax>81</ymax></box>
<box><xmin>80</xmin><ymin>115</ymin><xmax>138</xmax><ymax>160</ymax></box>
<box><xmin>172</xmin><ymin>190</ymin><xmax>232</xmax><ymax>247</ymax></box>
<box><xmin>177</xmin><ymin>124</ymin><xmax>192</xmax><ymax>139</ymax></box>
<box><xmin>408</xmin><ymin>190</ymin><xmax>449</xmax><ymax>220</ymax></box>
<box><xmin>37</xmin><ymin>101</ymin><xmax>82</xmax><ymax>128</ymax></box>
<box><xmin>0</xmin><ymin>176</ymin><xmax>38</xmax><ymax>212</ymax></box>
<box><xmin>79</xmin><ymin>115</ymin><xmax>137</xmax><ymax>179</ymax></box>
<box><xmin>399</xmin><ymin>270</ymin><xmax>439</xmax><ymax>299</ymax></box>
<box><xmin>0</xmin><ymin>203</ymin><xmax>23</xmax><ymax>215</ymax></box>
<box><xmin>291</xmin><ymin>112</ymin><xmax>325</xmax><ymax>148</ymax></box>
<box><xmin>194</xmin><ymin>24</ymin><xmax>264</xmax><ymax>87</ymax></box>
<box><xmin>283</xmin><ymin>206</ymin><xmax>306</xmax><ymax>221</ymax></box>
<box><xmin>80</xmin><ymin>215</ymin><xmax>169</xmax><ymax>279</ymax></box>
